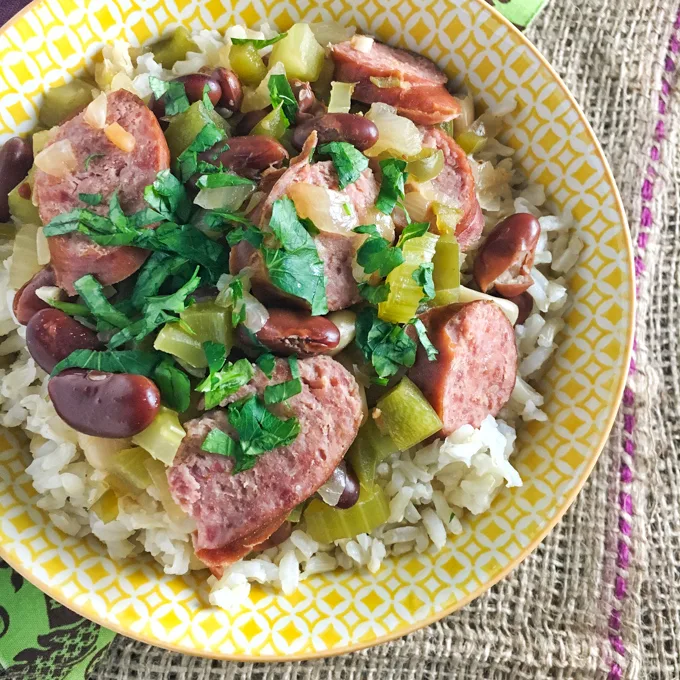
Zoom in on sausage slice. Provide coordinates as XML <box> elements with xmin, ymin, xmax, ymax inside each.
<box><xmin>167</xmin><ymin>356</ymin><xmax>363</xmax><ymax>573</ymax></box>
<box><xmin>331</xmin><ymin>40</ymin><xmax>461</xmax><ymax>125</ymax></box>
<box><xmin>420</xmin><ymin>126</ymin><xmax>484</xmax><ymax>250</ymax></box>
<box><xmin>34</xmin><ymin>90</ymin><xmax>171</xmax><ymax>294</ymax></box>
<box><xmin>408</xmin><ymin>301</ymin><xmax>517</xmax><ymax>436</ymax></box>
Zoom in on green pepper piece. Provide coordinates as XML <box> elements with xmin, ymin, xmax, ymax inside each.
<box><xmin>151</xmin><ymin>27</ymin><xmax>198</xmax><ymax>69</ymax></box>
<box><xmin>39</xmin><ymin>79</ymin><xmax>94</xmax><ymax>128</ymax></box>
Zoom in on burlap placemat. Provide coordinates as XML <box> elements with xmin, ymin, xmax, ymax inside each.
<box><xmin>84</xmin><ymin>1</ymin><xmax>680</xmax><ymax>678</ymax></box>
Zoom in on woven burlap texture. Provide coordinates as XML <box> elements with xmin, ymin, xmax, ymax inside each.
<box><xmin>88</xmin><ymin>1</ymin><xmax>680</xmax><ymax>678</ymax></box>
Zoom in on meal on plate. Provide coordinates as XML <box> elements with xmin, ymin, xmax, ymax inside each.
<box><xmin>0</xmin><ymin>22</ymin><xmax>582</xmax><ymax>607</ymax></box>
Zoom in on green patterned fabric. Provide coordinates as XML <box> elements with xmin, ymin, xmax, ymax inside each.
<box><xmin>0</xmin><ymin>1</ymin><xmax>546</xmax><ymax>678</ymax></box>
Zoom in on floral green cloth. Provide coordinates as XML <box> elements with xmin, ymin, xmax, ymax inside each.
<box><xmin>0</xmin><ymin>0</ymin><xmax>547</xmax><ymax>678</ymax></box>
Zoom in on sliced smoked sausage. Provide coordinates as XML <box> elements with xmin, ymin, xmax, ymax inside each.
<box><xmin>167</xmin><ymin>356</ymin><xmax>363</xmax><ymax>573</ymax></box>
<box><xmin>420</xmin><ymin>126</ymin><xmax>484</xmax><ymax>250</ymax></box>
<box><xmin>33</xmin><ymin>89</ymin><xmax>171</xmax><ymax>294</ymax></box>
<box><xmin>331</xmin><ymin>40</ymin><xmax>461</xmax><ymax>125</ymax></box>
<box><xmin>408</xmin><ymin>301</ymin><xmax>517</xmax><ymax>436</ymax></box>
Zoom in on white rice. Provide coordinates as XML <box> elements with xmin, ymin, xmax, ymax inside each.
<box><xmin>0</xmin><ymin>27</ymin><xmax>582</xmax><ymax>608</ymax></box>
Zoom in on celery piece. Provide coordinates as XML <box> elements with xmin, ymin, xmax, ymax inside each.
<box><xmin>432</xmin><ymin>231</ymin><xmax>460</xmax><ymax>299</ymax></box>
<box><xmin>269</xmin><ymin>23</ymin><xmax>325</xmax><ymax>82</ymax></box>
<box><xmin>303</xmin><ymin>483</ymin><xmax>390</xmax><ymax>543</ymax></box>
<box><xmin>105</xmin><ymin>472</ymin><xmax>141</xmax><ymax>498</ymax></box>
<box><xmin>374</xmin><ymin>377</ymin><xmax>442</xmax><ymax>450</ymax></box>
<box><xmin>39</xmin><ymin>79</ymin><xmax>94</xmax><ymax>128</ymax></box>
<box><xmin>346</xmin><ymin>417</ymin><xmax>396</xmax><ymax>487</ymax></box>
<box><xmin>132</xmin><ymin>406</ymin><xmax>186</xmax><ymax>465</ymax></box>
<box><xmin>432</xmin><ymin>288</ymin><xmax>460</xmax><ymax>306</ymax></box>
<box><xmin>154</xmin><ymin>322</ymin><xmax>207</xmax><ymax>368</ymax></box>
<box><xmin>250</xmin><ymin>105</ymin><xmax>288</xmax><ymax>140</ymax></box>
<box><xmin>229</xmin><ymin>44</ymin><xmax>267</xmax><ymax>86</ymax></box>
<box><xmin>432</xmin><ymin>203</ymin><xmax>463</xmax><ymax>236</ymax></box>
<box><xmin>151</xmin><ymin>27</ymin><xmax>198</xmax><ymax>69</ymax></box>
<box><xmin>378</xmin><ymin>232</ymin><xmax>439</xmax><ymax>324</ymax></box>
<box><xmin>111</xmin><ymin>447</ymin><xmax>153</xmax><ymax>490</ymax></box>
<box><xmin>180</xmin><ymin>301</ymin><xmax>234</xmax><ymax>353</ymax></box>
<box><xmin>144</xmin><ymin>458</ymin><xmax>188</xmax><ymax>522</ymax></box>
<box><xmin>327</xmin><ymin>81</ymin><xmax>355</xmax><ymax>114</ymax></box>
<box><xmin>8</xmin><ymin>223</ymin><xmax>40</xmax><ymax>289</ymax></box>
<box><xmin>165</xmin><ymin>101</ymin><xmax>229</xmax><ymax>160</ymax></box>
<box><xmin>91</xmin><ymin>489</ymin><xmax>119</xmax><ymax>523</ymax></box>
<box><xmin>406</xmin><ymin>149</ymin><xmax>444</xmax><ymax>183</ymax></box>
<box><xmin>455</xmin><ymin>131</ymin><xmax>487</xmax><ymax>155</ymax></box>
<box><xmin>8</xmin><ymin>168</ymin><xmax>40</xmax><ymax>226</ymax></box>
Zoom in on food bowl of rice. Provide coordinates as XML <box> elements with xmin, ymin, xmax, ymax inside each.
<box><xmin>0</xmin><ymin>0</ymin><xmax>634</xmax><ymax>659</ymax></box>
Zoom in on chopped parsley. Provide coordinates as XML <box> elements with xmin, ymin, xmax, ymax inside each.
<box><xmin>148</xmin><ymin>76</ymin><xmax>190</xmax><ymax>116</ymax></box>
<box><xmin>263</xmin><ymin>356</ymin><xmax>302</xmax><ymax>405</ymax></box>
<box><xmin>73</xmin><ymin>275</ymin><xmax>131</xmax><ymax>329</ymax></box>
<box><xmin>354</xmin><ymin>225</ymin><xmax>404</xmax><ymax>278</ymax></box>
<box><xmin>79</xmin><ymin>192</ymin><xmax>102</xmax><ymax>207</ymax></box>
<box><xmin>51</xmin><ymin>349</ymin><xmax>161</xmax><ymax>377</ymax></box>
<box><xmin>195</xmin><ymin>172</ymin><xmax>255</xmax><ymax>190</ymax></box>
<box><xmin>256</xmin><ymin>353</ymin><xmax>276</xmax><ymax>378</ymax></box>
<box><xmin>268</xmin><ymin>74</ymin><xmax>298</xmax><ymax>125</ymax></box>
<box><xmin>375</xmin><ymin>158</ymin><xmax>408</xmax><ymax>215</ymax></box>
<box><xmin>412</xmin><ymin>262</ymin><xmax>435</xmax><ymax>302</ymax></box>
<box><xmin>359</xmin><ymin>281</ymin><xmax>391</xmax><ymax>304</ymax></box>
<box><xmin>398</xmin><ymin>221</ymin><xmax>430</xmax><ymax>247</ymax></box>
<box><xmin>203</xmin><ymin>341</ymin><xmax>228</xmax><ymax>375</ymax></box>
<box><xmin>195</xmin><ymin>357</ymin><xmax>254</xmax><ymax>410</ymax></box>
<box><xmin>318</xmin><ymin>142</ymin><xmax>369</xmax><ymax>190</ymax></box>
<box><xmin>152</xmin><ymin>357</ymin><xmax>191</xmax><ymax>411</ymax></box>
<box><xmin>230</xmin><ymin>33</ymin><xmax>287</xmax><ymax>48</ymax></box>
<box><xmin>410</xmin><ymin>318</ymin><xmax>438</xmax><ymax>361</ymax></box>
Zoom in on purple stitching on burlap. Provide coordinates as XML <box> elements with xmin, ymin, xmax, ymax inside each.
<box><xmin>606</xmin><ymin>12</ymin><xmax>680</xmax><ymax>678</ymax></box>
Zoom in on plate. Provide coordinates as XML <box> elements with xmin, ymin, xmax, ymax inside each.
<box><xmin>0</xmin><ymin>0</ymin><xmax>634</xmax><ymax>660</ymax></box>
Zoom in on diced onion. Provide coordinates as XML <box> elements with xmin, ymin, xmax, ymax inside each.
<box><xmin>34</xmin><ymin>139</ymin><xmax>78</xmax><ymax>178</ymax></box>
<box><xmin>36</xmin><ymin>227</ymin><xmax>50</xmax><ymax>265</ymax></box>
<box><xmin>318</xmin><ymin>465</ymin><xmax>347</xmax><ymax>506</ymax></box>
<box><xmin>370</xmin><ymin>76</ymin><xmax>402</xmax><ymax>88</ymax></box>
<box><xmin>401</xmin><ymin>190</ymin><xmax>433</xmax><ymax>223</ymax></box>
<box><xmin>77</xmin><ymin>433</ymin><xmax>131</xmax><ymax>471</ymax></box>
<box><xmin>457</xmin><ymin>285</ymin><xmax>519</xmax><ymax>325</ymax></box>
<box><xmin>309</xmin><ymin>22</ymin><xmax>356</xmax><ymax>46</ymax></box>
<box><xmin>327</xmin><ymin>310</ymin><xmax>357</xmax><ymax>356</ymax></box>
<box><xmin>242</xmin><ymin>291</ymin><xmax>269</xmax><ymax>332</ymax></box>
<box><xmin>328</xmin><ymin>81</ymin><xmax>355</xmax><ymax>114</ymax></box>
<box><xmin>8</xmin><ymin>224</ymin><xmax>40</xmax><ymax>289</ymax></box>
<box><xmin>105</xmin><ymin>122</ymin><xmax>136</xmax><ymax>152</ymax></box>
<box><xmin>359</xmin><ymin>207</ymin><xmax>395</xmax><ymax>242</ymax></box>
<box><xmin>350</xmin><ymin>35</ymin><xmax>374</xmax><ymax>53</ymax></box>
<box><xmin>34</xmin><ymin>285</ymin><xmax>62</xmax><ymax>304</ymax></box>
<box><xmin>109</xmin><ymin>71</ymin><xmax>138</xmax><ymax>95</ymax></box>
<box><xmin>32</xmin><ymin>128</ymin><xmax>57</xmax><ymax>155</ymax></box>
<box><xmin>84</xmin><ymin>92</ymin><xmax>108</xmax><ymax>130</ymax></box>
<box><xmin>364</xmin><ymin>103</ymin><xmax>422</xmax><ymax>158</ymax></box>
<box><xmin>288</xmin><ymin>183</ymin><xmax>358</xmax><ymax>235</ymax></box>
<box><xmin>452</xmin><ymin>94</ymin><xmax>475</xmax><ymax>136</ymax></box>
<box><xmin>194</xmin><ymin>184</ymin><xmax>253</xmax><ymax>210</ymax></box>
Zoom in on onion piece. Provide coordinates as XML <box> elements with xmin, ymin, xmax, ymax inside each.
<box><xmin>364</xmin><ymin>103</ymin><xmax>422</xmax><ymax>159</ymax></box>
<box><xmin>318</xmin><ymin>464</ymin><xmax>347</xmax><ymax>506</ymax></box>
<box><xmin>215</xmin><ymin>271</ymin><xmax>269</xmax><ymax>333</ymax></box>
<box><xmin>36</xmin><ymin>227</ymin><xmax>51</xmax><ymax>265</ymax></box>
<box><xmin>105</xmin><ymin>122</ymin><xmax>136</xmax><ymax>152</ymax></box>
<box><xmin>328</xmin><ymin>81</ymin><xmax>355</xmax><ymax>114</ymax></box>
<box><xmin>84</xmin><ymin>92</ymin><xmax>108</xmax><ymax>130</ymax></box>
<box><xmin>34</xmin><ymin>139</ymin><xmax>77</xmax><ymax>178</ymax></box>
<box><xmin>452</xmin><ymin>94</ymin><xmax>475</xmax><ymax>136</ymax></box>
<box><xmin>309</xmin><ymin>22</ymin><xmax>356</xmax><ymax>46</ymax></box>
<box><xmin>350</xmin><ymin>35</ymin><xmax>374</xmax><ymax>53</ymax></box>
<box><xmin>8</xmin><ymin>224</ymin><xmax>40</xmax><ymax>289</ymax></box>
<box><xmin>194</xmin><ymin>184</ymin><xmax>253</xmax><ymax>210</ymax></box>
<box><xmin>359</xmin><ymin>207</ymin><xmax>395</xmax><ymax>242</ymax></box>
<box><xmin>288</xmin><ymin>183</ymin><xmax>357</xmax><ymax>235</ymax></box>
<box><xmin>457</xmin><ymin>285</ymin><xmax>519</xmax><ymax>325</ymax></box>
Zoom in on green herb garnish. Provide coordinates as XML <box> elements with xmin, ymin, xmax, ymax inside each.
<box><xmin>318</xmin><ymin>142</ymin><xmax>369</xmax><ymax>190</ymax></box>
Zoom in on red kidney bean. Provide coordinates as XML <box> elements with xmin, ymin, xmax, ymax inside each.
<box><xmin>48</xmin><ymin>369</ymin><xmax>160</xmax><ymax>438</ymax></box>
<box><xmin>473</xmin><ymin>213</ymin><xmax>541</xmax><ymax>297</ymax></box>
<box><xmin>292</xmin><ymin>113</ymin><xmax>379</xmax><ymax>151</ymax></box>
<box><xmin>336</xmin><ymin>461</ymin><xmax>360</xmax><ymax>509</ymax></box>
<box><xmin>26</xmin><ymin>309</ymin><xmax>102</xmax><ymax>373</ymax></box>
<box><xmin>13</xmin><ymin>266</ymin><xmax>60</xmax><ymax>325</ymax></box>
<box><xmin>151</xmin><ymin>73</ymin><xmax>222</xmax><ymax>118</ymax></box>
<box><xmin>506</xmin><ymin>291</ymin><xmax>534</xmax><ymax>326</ymax></box>
<box><xmin>233</xmin><ymin>108</ymin><xmax>271</xmax><ymax>136</ymax></box>
<box><xmin>211</xmin><ymin>67</ymin><xmax>243</xmax><ymax>112</ymax></box>
<box><xmin>253</xmin><ymin>521</ymin><xmax>294</xmax><ymax>552</ymax></box>
<box><xmin>205</xmin><ymin>136</ymin><xmax>289</xmax><ymax>178</ymax></box>
<box><xmin>0</xmin><ymin>137</ymin><xmax>33</xmax><ymax>222</ymax></box>
<box><xmin>238</xmin><ymin>308</ymin><xmax>340</xmax><ymax>356</ymax></box>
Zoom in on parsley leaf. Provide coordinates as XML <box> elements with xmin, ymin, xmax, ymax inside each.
<box><xmin>397</xmin><ymin>221</ymin><xmax>430</xmax><ymax>247</ymax></box>
<box><xmin>51</xmin><ymin>349</ymin><xmax>161</xmax><ymax>377</ymax></box>
<box><xmin>318</xmin><ymin>142</ymin><xmax>369</xmax><ymax>190</ymax></box>
<box><xmin>176</xmin><ymin>108</ymin><xmax>227</xmax><ymax>182</ymax></box>
<box><xmin>410</xmin><ymin>318</ymin><xmax>438</xmax><ymax>361</ymax></box>
<box><xmin>148</xmin><ymin>76</ymin><xmax>190</xmax><ymax>116</ymax></box>
<box><xmin>195</xmin><ymin>172</ymin><xmax>255</xmax><ymax>190</ymax></box>
<box><xmin>131</xmin><ymin>252</ymin><xmax>188</xmax><ymax>311</ymax></box>
<box><xmin>262</xmin><ymin>197</ymin><xmax>328</xmax><ymax>315</ymax></box>
<box><xmin>288</xmin><ymin>355</ymin><xmax>300</xmax><ymax>379</ymax></box>
<box><xmin>355</xmin><ymin>307</ymin><xmax>417</xmax><ymax>381</ymax></box>
<box><xmin>355</xmin><ymin>231</ymin><xmax>404</xmax><ymax>277</ymax></box>
<box><xmin>256</xmin><ymin>353</ymin><xmax>276</xmax><ymax>378</ymax></box>
<box><xmin>73</xmin><ymin>275</ymin><xmax>131</xmax><ymax>329</ymax></box>
<box><xmin>83</xmin><ymin>153</ymin><xmax>105</xmax><ymax>171</ymax></box>
<box><xmin>153</xmin><ymin>358</ymin><xmax>191</xmax><ymax>411</ymax></box>
<box><xmin>412</xmin><ymin>262</ymin><xmax>435</xmax><ymax>302</ymax></box>
<box><xmin>227</xmin><ymin>277</ymin><xmax>245</xmax><ymax>327</ymax></box>
<box><xmin>359</xmin><ymin>281</ymin><xmax>391</xmax><ymax>304</ymax></box>
<box><xmin>225</xmin><ymin>224</ymin><xmax>264</xmax><ymax>249</ymax></box>
<box><xmin>231</xmin><ymin>33</ymin><xmax>287</xmax><ymax>48</ymax></box>
<box><xmin>203</xmin><ymin>341</ymin><xmax>227</xmax><ymax>375</ymax></box>
<box><xmin>263</xmin><ymin>356</ymin><xmax>302</xmax><ymax>405</ymax></box>
<box><xmin>79</xmin><ymin>192</ymin><xmax>102</xmax><ymax>207</ymax></box>
<box><xmin>268</xmin><ymin>74</ymin><xmax>298</xmax><ymax>125</ymax></box>
<box><xmin>201</xmin><ymin>428</ymin><xmax>238</xmax><ymax>457</ymax></box>
<box><xmin>376</xmin><ymin>158</ymin><xmax>408</xmax><ymax>215</ymax></box>
<box><xmin>143</xmin><ymin>170</ymin><xmax>192</xmax><ymax>224</ymax></box>
<box><xmin>202</xmin><ymin>83</ymin><xmax>214</xmax><ymax>111</ymax></box>
<box><xmin>195</xmin><ymin>358</ymin><xmax>254</xmax><ymax>410</ymax></box>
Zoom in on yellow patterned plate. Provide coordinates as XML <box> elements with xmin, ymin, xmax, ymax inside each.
<box><xmin>0</xmin><ymin>0</ymin><xmax>633</xmax><ymax>660</ymax></box>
